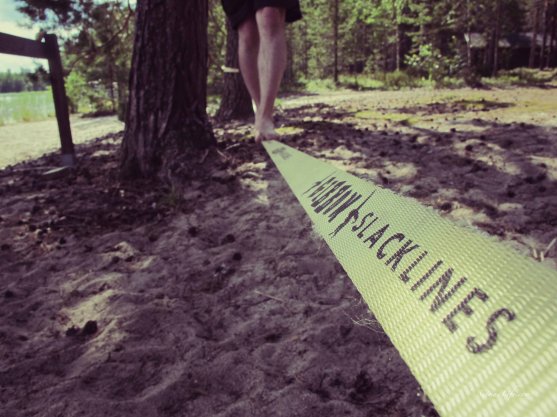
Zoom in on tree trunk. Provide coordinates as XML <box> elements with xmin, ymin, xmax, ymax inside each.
<box><xmin>466</xmin><ymin>0</ymin><xmax>472</xmax><ymax>69</ymax></box>
<box><xmin>492</xmin><ymin>0</ymin><xmax>502</xmax><ymax>76</ymax></box>
<box><xmin>540</xmin><ymin>0</ymin><xmax>550</xmax><ymax>68</ymax></box>
<box><xmin>216</xmin><ymin>19</ymin><xmax>253</xmax><ymax>121</ymax></box>
<box><xmin>332</xmin><ymin>0</ymin><xmax>339</xmax><ymax>84</ymax></box>
<box><xmin>120</xmin><ymin>0</ymin><xmax>215</xmax><ymax>179</ymax></box>
<box><xmin>484</xmin><ymin>29</ymin><xmax>493</xmax><ymax>71</ymax></box>
<box><xmin>283</xmin><ymin>32</ymin><xmax>296</xmax><ymax>87</ymax></box>
<box><xmin>530</xmin><ymin>0</ymin><xmax>540</xmax><ymax>68</ymax></box>
<box><xmin>395</xmin><ymin>24</ymin><xmax>401</xmax><ymax>71</ymax></box>
<box><xmin>303</xmin><ymin>23</ymin><xmax>309</xmax><ymax>78</ymax></box>
<box><xmin>394</xmin><ymin>3</ymin><xmax>402</xmax><ymax>72</ymax></box>
<box><xmin>117</xmin><ymin>81</ymin><xmax>127</xmax><ymax>122</ymax></box>
<box><xmin>548</xmin><ymin>1</ymin><xmax>557</xmax><ymax>67</ymax></box>
<box><xmin>108</xmin><ymin>59</ymin><xmax>116</xmax><ymax>112</ymax></box>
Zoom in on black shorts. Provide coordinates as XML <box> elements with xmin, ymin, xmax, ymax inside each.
<box><xmin>221</xmin><ymin>0</ymin><xmax>302</xmax><ymax>30</ymax></box>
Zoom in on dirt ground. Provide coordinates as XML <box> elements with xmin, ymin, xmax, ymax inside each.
<box><xmin>0</xmin><ymin>87</ymin><xmax>556</xmax><ymax>417</ymax></box>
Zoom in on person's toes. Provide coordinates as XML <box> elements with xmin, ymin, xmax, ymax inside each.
<box><xmin>254</xmin><ymin>117</ymin><xmax>280</xmax><ymax>143</ymax></box>
<box><xmin>256</xmin><ymin>129</ymin><xmax>279</xmax><ymax>143</ymax></box>
<box><xmin>264</xmin><ymin>129</ymin><xmax>279</xmax><ymax>140</ymax></box>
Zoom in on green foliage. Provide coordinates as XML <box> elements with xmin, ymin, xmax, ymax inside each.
<box><xmin>301</xmin><ymin>78</ymin><xmax>339</xmax><ymax>92</ymax></box>
<box><xmin>0</xmin><ymin>68</ymin><xmax>49</xmax><ymax>93</ymax></box>
<box><xmin>63</xmin><ymin>1</ymin><xmax>134</xmax><ymax>118</ymax></box>
<box><xmin>277</xmin><ymin>0</ymin><xmax>551</xmax><ymax>91</ymax></box>
<box><xmin>433</xmin><ymin>76</ymin><xmax>466</xmax><ymax>89</ymax></box>
<box><xmin>484</xmin><ymin>68</ymin><xmax>557</xmax><ymax>87</ymax></box>
<box><xmin>16</xmin><ymin>0</ymin><xmax>95</xmax><ymax>27</ymax></box>
<box><xmin>406</xmin><ymin>43</ymin><xmax>462</xmax><ymax>82</ymax></box>
<box><xmin>339</xmin><ymin>74</ymin><xmax>385</xmax><ymax>90</ymax></box>
<box><xmin>207</xmin><ymin>0</ymin><xmax>227</xmax><ymax>94</ymax></box>
<box><xmin>0</xmin><ymin>71</ymin><xmax>27</xmax><ymax>93</ymax></box>
<box><xmin>65</xmin><ymin>71</ymin><xmax>85</xmax><ymax>113</ymax></box>
<box><xmin>380</xmin><ymin>70</ymin><xmax>420</xmax><ymax>89</ymax></box>
<box><xmin>18</xmin><ymin>0</ymin><xmax>133</xmax><ymax>118</ymax></box>
<box><xmin>65</xmin><ymin>71</ymin><xmax>110</xmax><ymax>114</ymax></box>
<box><xmin>297</xmin><ymin>72</ymin><xmax>426</xmax><ymax>93</ymax></box>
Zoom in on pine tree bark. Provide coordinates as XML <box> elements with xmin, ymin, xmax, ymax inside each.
<box><xmin>216</xmin><ymin>19</ymin><xmax>253</xmax><ymax>121</ymax></box>
<box><xmin>283</xmin><ymin>33</ymin><xmax>296</xmax><ymax>87</ymax></box>
<box><xmin>302</xmin><ymin>23</ymin><xmax>309</xmax><ymax>78</ymax></box>
<box><xmin>530</xmin><ymin>0</ymin><xmax>540</xmax><ymax>68</ymax></box>
<box><xmin>548</xmin><ymin>1</ymin><xmax>557</xmax><ymax>67</ymax></box>
<box><xmin>492</xmin><ymin>0</ymin><xmax>502</xmax><ymax>76</ymax></box>
<box><xmin>458</xmin><ymin>0</ymin><xmax>475</xmax><ymax>77</ymax></box>
<box><xmin>332</xmin><ymin>0</ymin><xmax>339</xmax><ymax>83</ymax></box>
<box><xmin>394</xmin><ymin>4</ymin><xmax>402</xmax><ymax>72</ymax></box>
<box><xmin>540</xmin><ymin>0</ymin><xmax>550</xmax><ymax>68</ymax></box>
<box><xmin>120</xmin><ymin>0</ymin><xmax>215</xmax><ymax>179</ymax></box>
<box><xmin>466</xmin><ymin>0</ymin><xmax>472</xmax><ymax>69</ymax></box>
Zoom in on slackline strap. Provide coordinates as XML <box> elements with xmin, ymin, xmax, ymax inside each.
<box><xmin>263</xmin><ymin>140</ymin><xmax>557</xmax><ymax>417</ymax></box>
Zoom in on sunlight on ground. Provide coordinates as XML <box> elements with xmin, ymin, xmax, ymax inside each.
<box><xmin>0</xmin><ymin>115</ymin><xmax>124</xmax><ymax>168</ymax></box>
<box><xmin>63</xmin><ymin>289</ymin><xmax>114</xmax><ymax>324</ymax></box>
<box><xmin>232</xmin><ymin>161</ymin><xmax>270</xmax><ymax>205</ymax></box>
<box><xmin>276</xmin><ymin>126</ymin><xmax>304</xmax><ymax>135</ymax></box>
<box><xmin>354</xmin><ymin>110</ymin><xmax>418</xmax><ymax>126</ymax></box>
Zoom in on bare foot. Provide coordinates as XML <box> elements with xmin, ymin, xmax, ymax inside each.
<box><xmin>254</xmin><ymin>117</ymin><xmax>279</xmax><ymax>143</ymax></box>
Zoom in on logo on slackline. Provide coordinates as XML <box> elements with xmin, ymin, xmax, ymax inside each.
<box><xmin>271</xmin><ymin>146</ymin><xmax>292</xmax><ymax>160</ymax></box>
<box><xmin>303</xmin><ymin>172</ymin><xmax>517</xmax><ymax>354</ymax></box>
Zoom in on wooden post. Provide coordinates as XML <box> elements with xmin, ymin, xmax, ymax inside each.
<box><xmin>0</xmin><ymin>32</ymin><xmax>76</xmax><ymax>167</ymax></box>
<box><xmin>44</xmin><ymin>34</ymin><xmax>76</xmax><ymax>167</ymax></box>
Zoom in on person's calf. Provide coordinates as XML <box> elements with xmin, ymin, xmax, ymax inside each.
<box><xmin>255</xmin><ymin>7</ymin><xmax>287</xmax><ymax>142</ymax></box>
<box><xmin>237</xmin><ymin>17</ymin><xmax>261</xmax><ymax>109</ymax></box>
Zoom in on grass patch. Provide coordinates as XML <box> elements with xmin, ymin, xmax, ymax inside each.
<box><xmin>338</xmin><ymin>74</ymin><xmax>385</xmax><ymax>90</ymax></box>
<box><xmin>433</xmin><ymin>77</ymin><xmax>466</xmax><ymax>89</ymax></box>
<box><xmin>0</xmin><ymin>90</ymin><xmax>55</xmax><ymax>125</ymax></box>
<box><xmin>206</xmin><ymin>94</ymin><xmax>222</xmax><ymax>117</ymax></box>
<box><xmin>297</xmin><ymin>71</ymin><xmax>467</xmax><ymax>93</ymax></box>
<box><xmin>302</xmin><ymin>78</ymin><xmax>340</xmax><ymax>93</ymax></box>
<box><xmin>505</xmin><ymin>99</ymin><xmax>557</xmax><ymax>114</ymax></box>
<box><xmin>483</xmin><ymin>68</ymin><xmax>557</xmax><ymax>88</ymax></box>
<box><xmin>276</xmin><ymin>126</ymin><xmax>304</xmax><ymax>135</ymax></box>
<box><xmin>445</xmin><ymin>98</ymin><xmax>510</xmax><ymax>111</ymax></box>
<box><xmin>354</xmin><ymin>110</ymin><xmax>418</xmax><ymax>125</ymax></box>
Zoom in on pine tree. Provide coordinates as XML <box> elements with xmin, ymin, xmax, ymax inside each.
<box><xmin>120</xmin><ymin>0</ymin><xmax>215</xmax><ymax>178</ymax></box>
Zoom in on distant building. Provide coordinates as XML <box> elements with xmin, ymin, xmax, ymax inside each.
<box><xmin>464</xmin><ymin>32</ymin><xmax>548</xmax><ymax>69</ymax></box>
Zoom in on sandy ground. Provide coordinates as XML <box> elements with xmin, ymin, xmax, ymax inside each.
<box><xmin>278</xmin><ymin>86</ymin><xmax>557</xmax><ymax>263</ymax></box>
<box><xmin>0</xmin><ymin>115</ymin><xmax>124</xmax><ymax>169</ymax></box>
<box><xmin>1</xmin><ymin>87</ymin><xmax>556</xmax><ymax>417</ymax></box>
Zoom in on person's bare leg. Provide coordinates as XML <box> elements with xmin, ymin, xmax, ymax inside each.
<box><xmin>237</xmin><ymin>17</ymin><xmax>261</xmax><ymax>112</ymax></box>
<box><xmin>255</xmin><ymin>7</ymin><xmax>287</xmax><ymax>142</ymax></box>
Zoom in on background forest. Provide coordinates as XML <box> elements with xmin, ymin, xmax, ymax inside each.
<box><xmin>6</xmin><ymin>0</ymin><xmax>557</xmax><ymax>119</ymax></box>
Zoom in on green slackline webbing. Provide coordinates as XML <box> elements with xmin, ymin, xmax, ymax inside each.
<box><xmin>263</xmin><ymin>140</ymin><xmax>557</xmax><ymax>417</ymax></box>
